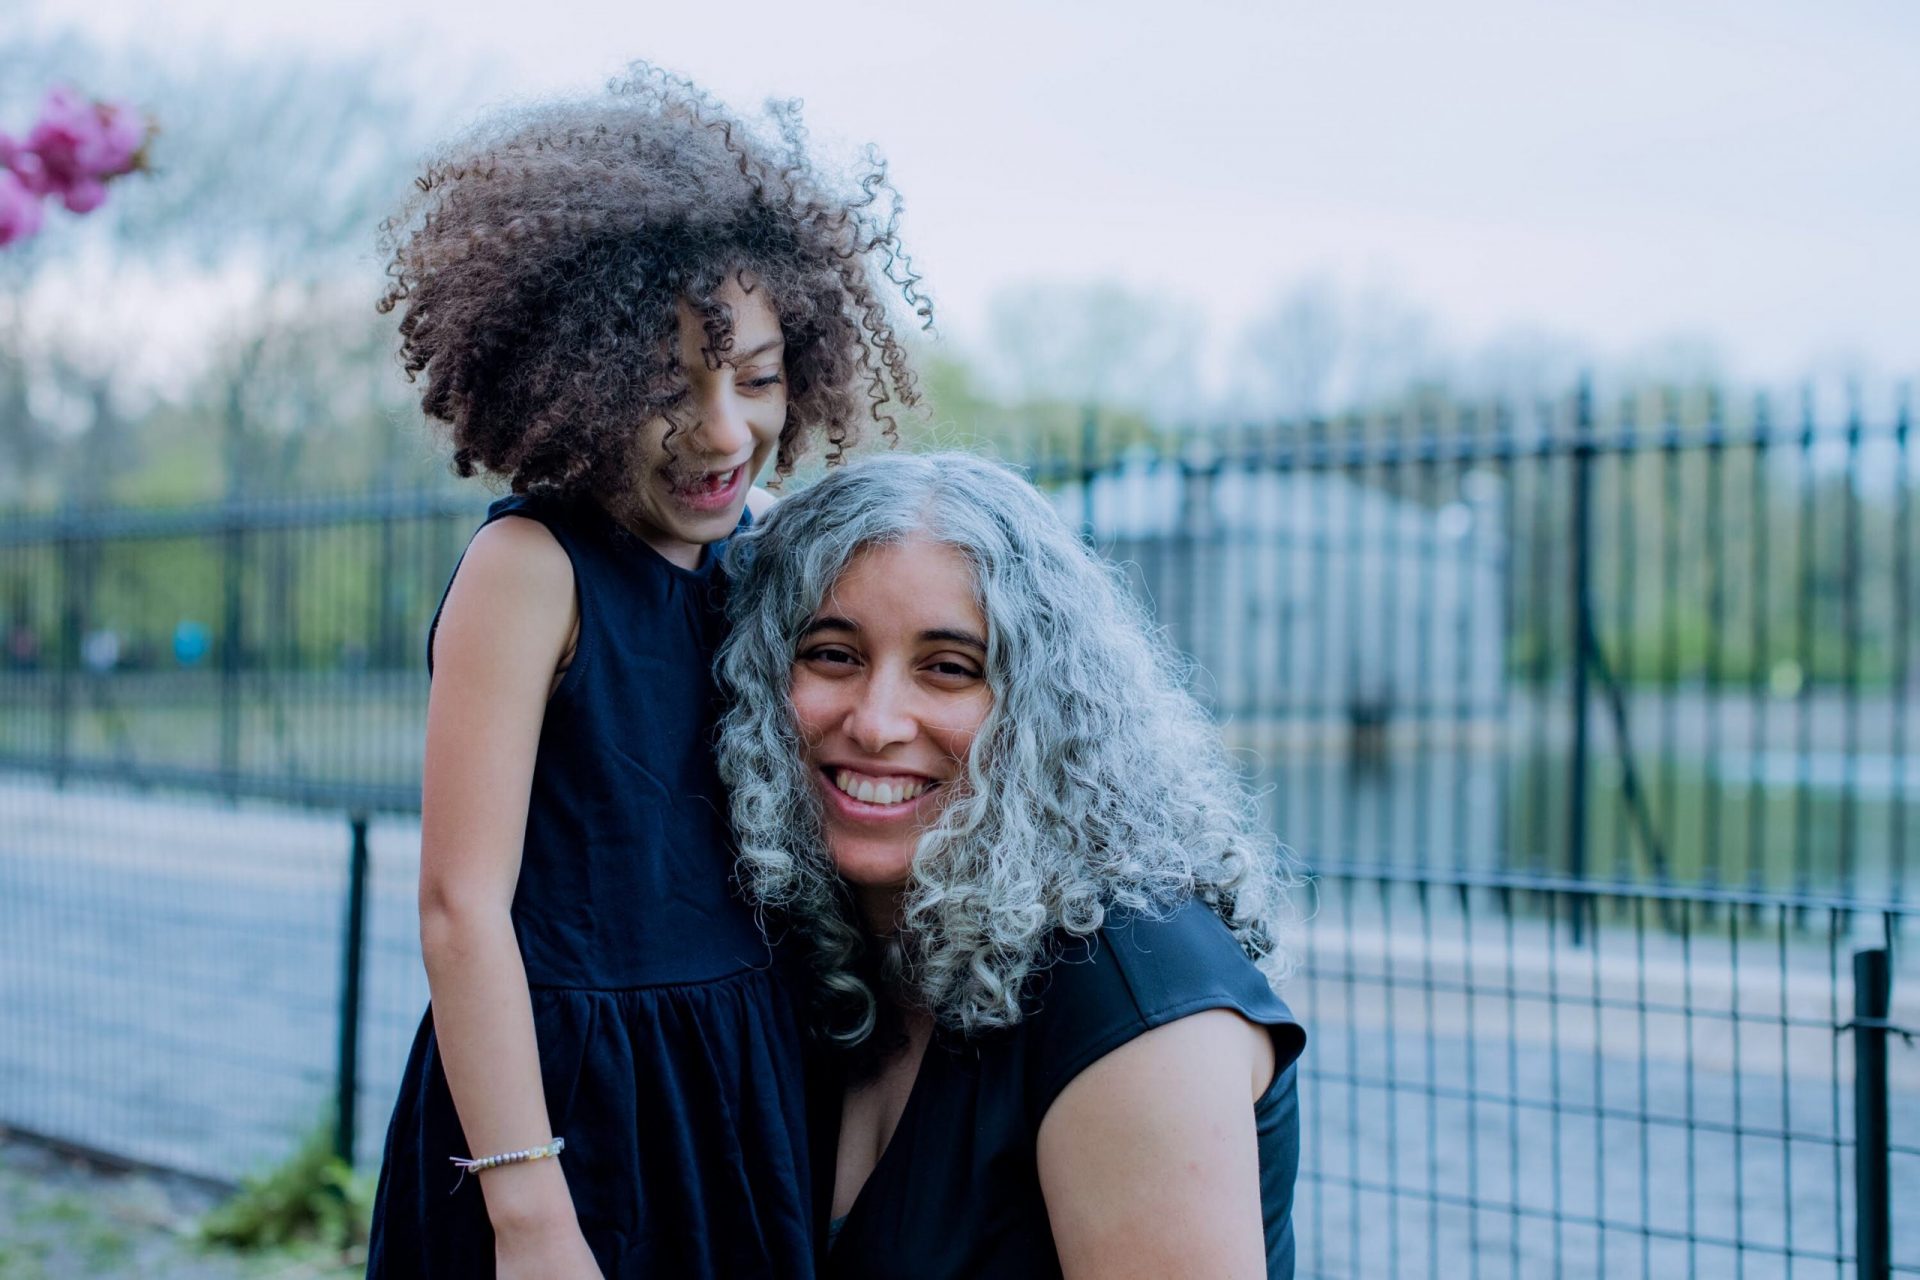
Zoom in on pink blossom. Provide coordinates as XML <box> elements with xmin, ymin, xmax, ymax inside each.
<box><xmin>0</xmin><ymin>170</ymin><xmax>43</xmax><ymax>247</ymax></box>
<box><xmin>18</xmin><ymin>87</ymin><xmax>147</xmax><ymax>212</ymax></box>
<box><xmin>58</xmin><ymin>175</ymin><xmax>108</xmax><ymax>215</ymax></box>
<box><xmin>92</xmin><ymin>101</ymin><xmax>146</xmax><ymax>172</ymax></box>
<box><xmin>0</xmin><ymin>131</ymin><xmax>43</xmax><ymax>193</ymax></box>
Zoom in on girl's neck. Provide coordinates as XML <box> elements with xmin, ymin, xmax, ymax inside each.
<box><xmin>593</xmin><ymin>492</ymin><xmax>706</xmax><ymax>571</ymax></box>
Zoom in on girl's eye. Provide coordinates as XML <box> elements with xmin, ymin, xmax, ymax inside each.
<box><xmin>741</xmin><ymin>373</ymin><xmax>783</xmax><ymax>392</ymax></box>
<box><xmin>928</xmin><ymin>659</ymin><xmax>982</xmax><ymax>679</ymax></box>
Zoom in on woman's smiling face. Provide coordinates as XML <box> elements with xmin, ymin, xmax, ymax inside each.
<box><xmin>789</xmin><ymin>536</ymin><xmax>993</xmax><ymax>928</ymax></box>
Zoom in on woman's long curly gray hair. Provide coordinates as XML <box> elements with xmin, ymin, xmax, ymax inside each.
<box><xmin>716</xmin><ymin>452</ymin><xmax>1297</xmax><ymax>1046</ymax></box>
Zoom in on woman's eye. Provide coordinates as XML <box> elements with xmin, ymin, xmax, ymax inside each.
<box><xmin>801</xmin><ymin>646</ymin><xmax>856</xmax><ymax>666</ymax></box>
<box><xmin>928</xmin><ymin>660</ymin><xmax>982</xmax><ymax>679</ymax></box>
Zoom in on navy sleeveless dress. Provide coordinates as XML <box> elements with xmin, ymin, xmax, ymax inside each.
<box><xmin>825</xmin><ymin>898</ymin><xmax>1305</xmax><ymax>1278</ymax></box>
<box><xmin>366</xmin><ymin>494</ymin><xmax>815</xmax><ymax>1279</ymax></box>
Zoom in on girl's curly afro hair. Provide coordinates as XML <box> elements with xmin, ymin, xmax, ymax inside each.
<box><xmin>377</xmin><ymin>63</ymin><xmax>932</xmax><ymax>495</ymax></box>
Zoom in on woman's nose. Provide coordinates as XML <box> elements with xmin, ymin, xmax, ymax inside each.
<box><xmin>844</xmin><ymin>672</ymin><xmax>917</xmax><ymax>754</ymax></box>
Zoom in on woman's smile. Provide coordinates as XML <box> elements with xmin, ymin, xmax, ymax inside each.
<box><xmin>824</xmin><ymin>765</ymin><xmax>940</xmax><ymax>810</ymax></box>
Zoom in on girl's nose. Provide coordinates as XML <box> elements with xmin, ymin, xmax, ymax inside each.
<box><xmin>691</xmin><ymin>390</ymin><xmax>754</xmax><ymax>459</ymax></box>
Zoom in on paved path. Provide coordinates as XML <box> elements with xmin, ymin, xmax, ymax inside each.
<box><xmin>2</xmin><ymin>774</ymin><xmax>1915</xmax><ymax>1278</ymax></box>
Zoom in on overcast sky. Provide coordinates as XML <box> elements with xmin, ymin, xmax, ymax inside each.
<box><xmin>23</xmin><ymin>0</ymin><xmax>1920</xmax><ymax>384</ymax></box>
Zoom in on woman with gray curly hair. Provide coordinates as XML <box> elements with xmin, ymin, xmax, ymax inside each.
<box><xmin>717</xmin><ymin>451</ymin><xmax>1306</xmax><ymax>1278</ymax></box>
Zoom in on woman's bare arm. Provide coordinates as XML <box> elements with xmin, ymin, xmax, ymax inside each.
<box><xmin>417</xmin><ymin>516</ymin><xmax>597</xmax><ymax>1270</ymax></box>
<box><xmin>1036</xmin><ymin>1009</ymin><xmax>1277</xmax><ymax>1280</ymax></box>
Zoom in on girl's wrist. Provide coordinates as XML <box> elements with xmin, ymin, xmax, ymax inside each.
<box><xmin>481</xmin><ymin>1158</ymin><xmax>578</xmax><ymax>1235</ymax></box>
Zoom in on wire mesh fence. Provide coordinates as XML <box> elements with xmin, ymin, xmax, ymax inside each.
<box><xmin>0</xmin><ymin>388</ymin><xmax>1914</xmax><ymax>1274</ymax></box>
<box><xmin>1292</xmin><ymin>868</ymin><xmax>1918</xmax><ymax>1279</ymax></box>
<box><xmin>0</xmin><ymin>775</ymin><xmax>426</xmax><ymax>1181</ymax></box>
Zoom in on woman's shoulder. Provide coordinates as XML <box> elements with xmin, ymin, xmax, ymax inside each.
<box><xmin>1016</xmin><ymin>896</ymin><xmax>1302</xmax><ymax>1114</ymax></box>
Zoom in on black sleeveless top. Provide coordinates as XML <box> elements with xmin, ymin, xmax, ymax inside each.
<box><xmin>825</xmin><ymin>897</ymin><xmax>1305</xmax><ymax>1278</ymax></box>
<box><xmin>367</xmin><ymin>494</ymin><xmax>815</xmax><ymax>1279</ymax></box>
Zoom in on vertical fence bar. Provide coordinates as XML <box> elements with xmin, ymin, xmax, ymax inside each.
<box><xmin>1528</xmin><ymin>400</ymin><xmax>1554</xmax><ymax>882</ymax></box>
<box><xmin>1895</xmin><ymin>388</ymin><xmax>1912</xmax><ymax>906</ymax></box>
<box><xmin>1842</xmin><ymin>395</ymin><xmax>1863</xmax><ymax>898</ymax></box>
<box><xmin>1748</xmin><ymin>394</ymin><xmax>1773</xmax><ymax>902</ymax></box>
<box><xmin>54</xmin><ymin>520</ymin><xmax>77</xmax><ymax>784</ymax></box>
<box><xmin>1794</xmin><ymin>390</ymin><xmax>1817</xmax><ymax>906</ymax></box>
<box><xmin>1851</xmin><ymin>946</ymin><xmax>1891</xmax><ymax>1280</ymax></box>
<box><xmin>1079</xmin><ymin>404</ymin><xmax>1098</xmax><ymax>539</ymax></box>
<box><xmin>335</xmin><ymin>813</ymin><xmax>371</xmax><ymax>1166</ymax></box>
<box><xmin>1616</xmin><ymin>395</ymin><xmax>1641</xmax><ymax>892</ymax></box>
<box><xmin>220</xmin><ymin>504</ymin><xmax>243</xmax><ymax>795</ymax></box>
<box><xmin>1661</xmin><ymin>393</ymin><xmax>1683</xmax><ymax>889</ymax></box>
<box><xmin>1704</xmin><ymin>390</ymin><xmax>1726</xmax><ymax>890</ymax></box>
<box><xmin>1568</xmin><ymin>380</ymin><xmax>1594</xmax><ymax>941</ymax></box>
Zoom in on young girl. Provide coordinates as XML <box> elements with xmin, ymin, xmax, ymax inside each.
<box><xmin>365</xmin><ymin>66</ymin><xmax>928</xmax><ymax>1280</ymax></box>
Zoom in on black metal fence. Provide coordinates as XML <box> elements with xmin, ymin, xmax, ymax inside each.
<box><xmin>0</xmin><ymin>389</ymin><xmax>1914</xmax><ymax>1276</ymax></box>
<box><xmin>0</xmin><ymin>489</ymin><xmax>480</xmax><ymax>809</ymax></box>
<box><xmin>1296</xmin><ymin>868</ymin><xmax>1916</xmax><ymax>1279</ymax></box>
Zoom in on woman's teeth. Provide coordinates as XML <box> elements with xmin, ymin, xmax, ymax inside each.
<box><xmin>832</xmin><ymin>770</ymin><xmax>931</xmax><ymax>806</ymax></box>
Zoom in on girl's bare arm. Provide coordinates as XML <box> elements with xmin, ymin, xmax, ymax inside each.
<box><xmin>417</xmin><ymin>516</ymin><xmax>594</xmax><ymax>1264</ymax></box>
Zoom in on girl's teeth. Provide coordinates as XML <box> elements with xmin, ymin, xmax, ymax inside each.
<box><xmin>677</xmin><ymin>467</ymin><xmax>734</xmax><ymax>494</ymax></box>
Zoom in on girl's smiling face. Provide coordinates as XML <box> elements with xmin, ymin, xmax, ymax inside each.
<box><xmin>608</xmin><ymin>274</ymin><xmax>787</xmax><ymax>569</ymax></box>
<box><xmin>789</xmin><ymin>537</ymin><xmax>993</xmax><ymax>931</ymax></box>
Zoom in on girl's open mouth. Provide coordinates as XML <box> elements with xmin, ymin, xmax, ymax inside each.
<box><xmin>666</xmin><ymin>464</ymin><xmax>746</xmax><ymax>513</ymax></box>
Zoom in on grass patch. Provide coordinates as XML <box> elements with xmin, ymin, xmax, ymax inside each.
<box><xmin>199</xmin><ymin>1125</ymin><xmax>371</xmax><ymax>1255</ymax></box>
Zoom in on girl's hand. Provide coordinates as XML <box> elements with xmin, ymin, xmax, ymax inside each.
<box><xmin>495</xmin><ymin>1214</ymin><xmax>606</xmax><ymax>1280</ymax></box>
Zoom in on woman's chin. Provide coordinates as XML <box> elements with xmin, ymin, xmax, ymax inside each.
<box><xmin>827</xmin><ymin>840</ymin><xmax>915</xmax><ymax>897</ymax></box>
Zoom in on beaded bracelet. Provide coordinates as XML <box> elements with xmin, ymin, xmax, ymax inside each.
<box><xmin>449</xmin><ymin>1136</ymin><xmax>564</xmax><ymax>1192</ymax></box>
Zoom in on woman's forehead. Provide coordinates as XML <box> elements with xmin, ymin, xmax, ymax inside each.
<box><xmin>818</xmin><ymin>538</ymin><xmax>984</xmax><ymax>635</ymax></box>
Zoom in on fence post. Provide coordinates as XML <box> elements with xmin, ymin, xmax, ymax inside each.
<box><xmin>54</xmin><ymin>524</ymin><xmax>78</xmax><ymax>786</ymax></box>
<box><xmin>335</xmin><ymin>814</ymin><xmax>371</xmax><ymax>1167</ymax></box>
<box><xmin>1568</xmin><ymin>378</ymin><xmax>1595</xmax><ymax>943</ymax></box>
<box><xmin>1079</xmin><ymin>405</ymin><xmax>1099</xmax><ymax>538</ymax></box>
<box><xmin>219</xmin><ymin>506</ymin><xmax>243</xmax><ymax>795</ymax></box>
<box><xmin>1853</xmin><ymin>946</ymin><xmax>1891</xmax><ymax>1280</ymax></box>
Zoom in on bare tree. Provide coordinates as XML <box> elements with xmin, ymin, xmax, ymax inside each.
<box><xmin>985</xmin><ymin>280</ymin><xmax>1204</xmax><ymax>418</ymax></box>
<box><xmin>1238</xmin><ymin>278</ymin><xmax>1442</xmax><ymax>421</ymax></box>
<box><xmin>1239</xmin><ymin>277</ymin><xmax>1344</xmax><ymax>420</ymax></box>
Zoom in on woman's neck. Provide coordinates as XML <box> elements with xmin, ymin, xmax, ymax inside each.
<box><xmin>855</xmin><ymin>884</ymin><xmax>906</xmax><ymax>939</ymax></box>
